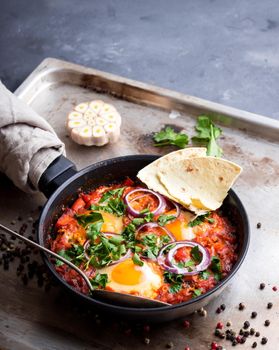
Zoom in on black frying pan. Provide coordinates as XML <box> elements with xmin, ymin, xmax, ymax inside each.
<box><xmin>37</xmin><ymin>154</ymin><xmax>249</xmax><ymax>322</ymax></box>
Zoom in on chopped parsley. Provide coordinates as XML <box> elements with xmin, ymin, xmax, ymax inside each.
<box><xmin>192</xmin><ymin>115</ymin><xmax>223</xmax><ymax>157</ymax></box>
<box><xmin>132</xmin><ymin>252</ymin><xmax>144</xmax><ymax>266</ymax></box>
<box><xmin>164</xmin><ymin>271</ymin><xmax>184</xmax><ymax>294</ymax></box>
<box><xmin>190</xmin><ymin>245</ymin><xmax>202</xmax><ymax>263</ymax></box>
<box><xmin>211</xmin><ymin>256</ymin><xmax>222</xmax><ymax>281</ymax></box>
<box><xmin>158</xmin><ymin>214</ymin><xmax>176</xmax><ymax>226</ymax></box>
<box><xmin>99</xmin><ymin>187</ymin><xmax>125</xmax><ymax>203</ymax></box>
<box><xmin>153</xmin><ymin>126</ymin><xmax>189</xmax><ymax>148</ymax></box>
<box><xmin>76</xmin><ymin>212</ymin><xmax>103</xmax><ymax>227</ymax></box>
<box><xmin>193</xmin><ymin>288</ymin><xmax>202</xmax><ymax>297</ymax></box>
<box><xmin>90</xmin><ymin>273</ymin><xmax>108</xmax><ymax>289</ymax></box>
<box><xmin>56</xmin><ymin>244</ymin><xmax>84</xmax><ymax>267</ymax></box>
<box><xmin>140</xmin><ymin>233</ymin><xmax>171</xmax><ymax>260</ymax></box>
<box><xmin>188</xmin><ymin>213</ymin><xmax>215</xmax><ymax>227</ymax></box>
<box><xmin>199</xmin><ymin>270</ymin><xmax>210</xmax><ymax>280</ymax></box>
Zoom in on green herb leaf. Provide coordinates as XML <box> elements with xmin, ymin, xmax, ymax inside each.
<box><xmin>100</xmin><ymin>187</ymin><xmax>125</xmax><ymax>203</ymax></box>
<box><xmin>86</xmin><ymin>221</ymin><xmax>103</xmax><ymax>240</ymax></box>
<box><xmin>199</xmin><ymin>270</ymin><xmax>210</xmax><ymax>280</ymax></box>
<box><xmin>76</xmin><ymin>212</ymin><xmax>103</xmax><ymax>227</ymax></box>
<box><xmin>193</xmin><ymin>288</ymin><xmax>202</xmax><ymax>297</ymax></box>
<box><xmin>164</xmin><ymin>271</ymin><xmax>184</xmax><ymax>293</ymax></box>
<box><xmin>192</xmin><ymin>116</ymin><xmax>223</xmax><ymax>157</ymax></box>
<box><xmin>56</xmin><ymin>245</ymin><xmax>85</xmax><ymax>266</ymax></box>
<box><xmin>158</xmin><ymin>214</ymin><xmax>176</xmax><ymax>226</ymax></box>
<box><xmin>170</xmin><ymin>283</ymin><xmax>183</xmax><ymax>294</ymax></box>
<box><xmin>90</xmin><ymin>273</ymin><xmax>108</xmax><ymax>289</ymax></box>
<box><xmin>211</xmin><ymin>256</ymin><xmax>222</xmax><ymax>281</ymax></box>
<box><xmin>132</xmin><ymin>253</ymin><xmax>144</xmax><ymax>266</ymax></box>
<box><xmin>153</xmin><ymin>127</ymin><xmax>189</xmax><ymax>148</ymax></box>
<box><xmin>188</xmin><ymin>212</ymin><xmax>214</xmax><ymax>227</ymax></box>
<box><xmin>191</xmin><ymin>246</ymin><xmax>202</xmax><ymax>263</ymax></box>
<box><xmin>207</xmin><ymin>124</ymin><xmax>223</xmax><ymax>157</ymax></box>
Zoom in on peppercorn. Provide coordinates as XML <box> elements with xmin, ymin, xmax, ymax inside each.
<box><xmin>236</xmin><ymin>335</ymin><xmax>242</xmax><ymax>343</ymax></box>
<box><xmin>226</xmin><ymin>321</ymin><xmax>232</xmax><ymax>327</ymax></box>
<box><xmin>166</xmin><ymin>342</ymin><xmax>174</xmax><ymax>349</ymax></box>
<box><xmin>183</xmin><ymin>320</ymin><xmax>190</xmax><ymax>328</ymax></box>
<box><xmin>267</xmin><ymin>302</ymin><xmax>273</xmax><ymax>309</ymax></box>
<box><xmin>216</xmin><ymin>307</ymin><xmax>221</xmax><ymax>314</ymax></box>
<box><xmin>239</xmin><ymin>329</ymin><xmax>244</xmax><ymax>335</ymax></box>
<box><xmin>243</xmin><ymin>321</ymin><xmax>250</xmax><ymax>329</ymax></box>
<box><xmin>256</xmin><ymin>222</ymin><xmax>261</xmax><ymax>229</ymax></box>
<box><xmin>185</xmin><ymin>347</ymin><xmax>190</xmax><ymax>350</ymax></box>
<box><xmin>251</xmin><ymin>311</ymin><xmax>257</xmax><ymax>319</ymax></box>
<box><xmin>216</xmin><ymin>347</ymin><xmax>223</xmax><ymax>350</ymax></box>
<box><xmin>261</xmin><ymin>337</ymin><xmax>268</xmax><ymax>345</ymax></box>
<box><xmin>272</xmin><ymin>286</ymin><xmax>277</xmax><ymax>291</ymax></box>
<box><xmin>220</xmin><ymin>304</ymin><xmax>226</xmax><ymax>311</ymax></box>
<box><xmin>219</xmin><ymin>333</ymin><xmax>225</xmax><ymax>340</ymax></box>
<box><xmin>239</xmin><ymin>302</ymin><xmax>245</xmax><ymax>310</ymax></box>
<box><xmin>200</xmin><ymin>309</ymin><xmax>207</xmax><ymax>317</ymax></box>
<box><xmin>255</xmin><ymin>332</ymin><xmax>260</xmax><ymax>337</ymax></box>
<box><xmin>211</xmin><ymin>342</ymin><xmax>218</xmax><ymax>350</ymax></box>
<box><xmin>264</xmin><ymin>320</ymin><xmax>270</xmax><ymax>327</ymax></box>
<box><xmin>216</xmin><ymin>322</ymin><xmax>223</xmax><ymax>330</ymax></box>
<box><xmin>259</xmin><ymin>283</ymin><xmax>265</xmax><ymax>290</ymax></box>
<box><xmin>252</xmin><ymin>342</ymin><xmax>257</xmax><ymax>348</ymax></box>
<box><xmin>215</xmin><ymin>329</ymin><xmax>221</xmax><ymax>337</ymax></box>
<box><xmin>244</xmin><ymin>331</ymin><xmax>250</xmax><ymax>338</ymax></box>
<box><xmin>232</xmin><ymin>339</ymin><xmax>238</xmax><ymax>346</ymax></box>
<box><xmin>250</xmin><ymin>328</ymin><xmax>255</xmax><ymax>335</ymax></box>
<box><xmin>240</xmin><ymin>337</ymin><xmax>246</xmax><ymax>344</ymax></box>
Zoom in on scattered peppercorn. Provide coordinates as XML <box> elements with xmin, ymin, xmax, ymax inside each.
<box><xmin>261</xmin><ymin>337</ymin><xmax>268</xmax><ymax>345</ymax></box>
<box><xmin>216</xmin><ymin>322</ymin><xmax>223</xmax><ymax>330</ymax></box>
<box><xmin>236</xmin><ymin>335</ymin><xmax>242</xmax><ymax>343</ymax></box>
<box><xmin>250</xmin><ymin>328</ymin><xmax>255</xmax><ymax>336</ymax></box>
<box><xmin>259</xmin><ymin>283</ymin><xmax>265</xmax><ymax>290</ymax></box>
<box><xmin>211</xmin><ymin>342</ymin><xmax>218</xmax><ymax>350</ymax></box>
<box><xmin>264</xmin><ymin>320</ymin><xmax>270</xmax><ymax>327</ymax></box>
<box><xmin>232</xmin><ymin>339</ymin><xmax>238</xmax><ymax>346</ymax></box>
<box><xmin>185</xmin><ymin>347</ymin><xmax>190</xmax><ymax>350</ymax></box>
<box><xmin>226</xmin><ymin>321</ymin><xmax>232</xmax><ymax>327</ymax></box>
<box><xmin>183</xmin><ymin>320</ymin><xmax>190</xmax><ymax>328</ymax></box>
<box><xmin>240</xmin><ymin>337</ymin><xmax>246</xmax><ymax>344</ymax></box>
<box><xmin>272</xmin><ymin>286</ymin><xmax>277</xmax><ymax>291</ymax></box>
<box><xmin>252</xmin><ymin>342</ymin><xmax>257</xmax><ymax>348</ymax></box>
<box><xmin>255</xmin><ymin>332</ymin><xmax>260</xmax><ymax>337</ymax></box>
<box><xmin>239</xmin><ymin>302</ymin><xmax>245</xmax><ymax>310</ymax></box>
<box><xmin>216</xmin><ymin>307</ymin><xmax>221</xmax><ymax>314</ymax></box>
<box><xmin>251</xmin><ymin>311</ymin><xmax>257</xmax><ymax>319</ymax></box>
<box><xmin>267</xmin><ymin>302</ymin><xmax>273</xmax><ymax>309</ymax></box>
<box><xmin>220</xmin><ymin>304</ymin><xmax>226</xmax><ymax>311</ymax></box>
<box><xmin>166</xmin><ymin>342</ymin><xmax>174</xmax><ymax>349</ymax></box>
<box><xmin>256</xmin><ymin>222</ymin><xmax>261</xmax><ymax>229</ymax></box>
<box><xmin>239</xmin><ymin>329</ymin><xmax>244</xmax><ymax>335</ymax></box>
<box><xmin>243</xmin><ymin>331</ymin><xmax>250</xmax><ymax>338</ymax></box>
<box><xmin>243</xmin><ymin>321</ymin><xmax>250</xmax><ymax>329</ymax></box>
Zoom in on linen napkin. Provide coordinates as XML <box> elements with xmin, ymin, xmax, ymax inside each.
<box><xmin>0</xmin><ymin>81</ymin><xmax>65</xmax><ymax>192</ymax></box>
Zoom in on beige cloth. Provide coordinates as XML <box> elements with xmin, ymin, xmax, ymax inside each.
<box><xmin>0</xmin><ymin>81</ymin><xmax>65</xmax><ymax>192</ymax></box>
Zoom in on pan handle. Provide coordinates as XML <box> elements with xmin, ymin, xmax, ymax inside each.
<box><xmin>38</xmin><ymin>155</ymin><xmax>77</xmax><ymax>198</ymax></box>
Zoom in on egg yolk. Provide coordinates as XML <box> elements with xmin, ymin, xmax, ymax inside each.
<box><xmin>100</xmin><ymin>211</ymin><xmax>123</xmax><ymax>234</ymax></box>
<box><xmin>166</xmin><ymin>210</ymin><xmax>194</xmax><ymax>240</ymax></box>
<box><xmin>111</xmin><ymin>259</ymin><xmax>142</xmax><ymax>285</ymax></box>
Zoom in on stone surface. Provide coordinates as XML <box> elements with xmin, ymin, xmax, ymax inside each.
<box><xmin>1</xmin><ymin>0</ymin><xmax>279</xmax><ymax>120</ymax></box>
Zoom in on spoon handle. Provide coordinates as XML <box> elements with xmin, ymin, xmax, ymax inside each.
<box><xmin>0</xmin><ymin>223</ymin><xmax>94</xmax><ymax>292</ymax></box>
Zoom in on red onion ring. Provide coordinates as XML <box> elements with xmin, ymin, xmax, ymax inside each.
<box><xmin>83</xmin><ymin>233</ymin><xmax>132</xmax><ymax>265</ymax></box>
<box><xmin>166</xmin><ymin>199</ymin><xmax>181</xmax><ymax>220</ymax></box>
<box><xmin>157</xmin><ymin>241</ymin><xmax>210</xmax><ymax>275</ymax></box>
<box><xmin>124</xmin><ymin>188</ymin><xmax>167</xmax><ymax>217</ymax></box>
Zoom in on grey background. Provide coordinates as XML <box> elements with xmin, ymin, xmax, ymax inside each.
<box><xmin>1</xmin><ymin>0</ymin><xmax>279</xmax><ymax>120</ymax></box>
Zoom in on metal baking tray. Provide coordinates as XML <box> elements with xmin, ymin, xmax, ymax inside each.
<box><xmin>0</xmin><ymin>57</ymin><xmax>279</xmax><ymax>350</ymax></box>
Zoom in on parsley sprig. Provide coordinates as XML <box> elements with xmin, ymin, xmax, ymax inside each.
<box><xmin>188</xmin><ymin>213</ymin><xmax>215</xmax><ymax>227</ymax></box>
<box><xmin>153</xmin><ymin>126</ymin><xmax>189</xmax><ymax>148</ymax></box>
<box><xmin>164</xmin><ymin>271</ymin><xmax>184</xmax><ymax>294</ymax></box>
<box><xmin>192</xmin><ymin>116</ymin><xmax>223</xmax><ymax>157</ymax></box>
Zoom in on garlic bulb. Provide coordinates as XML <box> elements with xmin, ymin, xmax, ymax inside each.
<box><xmin>66</xmin><ymin>100</ymin><xmax>121</xmax><ymax>146</ymax></box>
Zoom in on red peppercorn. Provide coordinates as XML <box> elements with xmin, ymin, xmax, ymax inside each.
<box><xmin>211</xmin><ymin>342</ymin><xmax>218</xmax><ymax>350</ymax></box>
<box><xmin>272</xmin><ymin>286</ymin><xmax>277</xmax><ymax>291</ymax></box>
<box><xmin>183</xmin><ymin>320</ymin><xmax>191</xmax><ymax>329</ymax></box>
<box><xmin>185</xmin><ymin>347</ymin><xmax>190</xmax><ymax>350</ymax></box>
<box><xmin>236</xmin><ymin>335</ymin><xmax>242</xmax><ymax>343</ymax></box>
<box><xmin>143</xmin><ymin>325</ymin><xmax>150</xmax><ymax>332</ymax></box>
<box><xmin>216</xmin><ymin>322</ymin><xmax>223</xmax><ymax>330</ymax></box>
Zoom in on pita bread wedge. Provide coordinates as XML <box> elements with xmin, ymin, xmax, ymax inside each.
<box><xmin>137</xmin><ymin>148</ymin><xmax>207</xmax><ymax>201</ymax></box>
<box><xmin>157</xmin><ymin>157</ymin><xmax>242</xmax><ymax>213</ymax></box>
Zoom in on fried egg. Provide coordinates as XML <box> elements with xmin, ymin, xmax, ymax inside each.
<box><xmin>99</xmin><ymin>258</ymin><xmax>163</xmax><ymax>299</ymax></box>
<box><xmin>166</xmin><ymin>210</ymin><xmax>196</xmax><ymax>241</ymax></box>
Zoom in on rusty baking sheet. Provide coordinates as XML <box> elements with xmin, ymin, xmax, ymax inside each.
<box><xmin>0</xmin><ymin>57</ymin><xmax>279</xmax><ymax>350</ymax></box>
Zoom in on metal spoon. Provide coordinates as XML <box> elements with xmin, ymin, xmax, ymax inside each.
<box><xmin>0</xmin><ymin>223</ymin><xmax>169</xmax><ymax>308</ymax></box>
